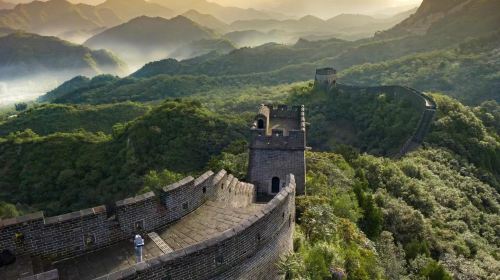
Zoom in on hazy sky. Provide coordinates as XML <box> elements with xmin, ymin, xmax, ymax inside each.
<box><xmin>209</xmin><ymin>0</ymin><xmax>422</xmax><ymax>9</ymax></box>
<box><xmin>7</xmin><ymin>0</ymin><xmax>423</xmax><ymax>17</ymax></box>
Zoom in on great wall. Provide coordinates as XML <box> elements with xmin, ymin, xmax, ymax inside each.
<box><xmin>331</xmin><ymin>83</ymin><xmax>437</xmax><ymax>157</ymax></box>
<box><xmin>0</xmin><ymin>69</ymin><xmax>436</xmax><ymax>280</ymax></box>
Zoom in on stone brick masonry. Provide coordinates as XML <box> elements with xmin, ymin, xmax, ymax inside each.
<box><xmin>0</xmin><ymin>170</ymin><xmax>295</xmax><ymax>280</ymax></box>
<box><xmin>248</xmin><ymin>105</ymin><xmax>307</xmax><ymax>195</ymax></box>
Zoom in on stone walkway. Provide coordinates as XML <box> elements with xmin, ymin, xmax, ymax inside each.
<box><xmin>156</xmin><ymin>201</ymin><xmax>264</xmax><ymax>250</ymax></box>
<box><xmin>52</xmin><ymin>201</ymin><xmax>264</xmax><ymax>280</ymax></box>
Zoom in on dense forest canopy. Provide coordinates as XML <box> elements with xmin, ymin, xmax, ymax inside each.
<box><xmin>0</xmin><ymin>100</ymin><xmax>246</xmax><ymax>215</ymax></box>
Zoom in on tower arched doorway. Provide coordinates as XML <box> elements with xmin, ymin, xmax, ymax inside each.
<box><xmin>257</xmin><ymin>119</ymin><xmax>265</xmax><ymax>129</ymax></box>
<box><xmin>271</xmin><ymin>177</ymin><xmax>280</xmax><ymax>193</ymax></box>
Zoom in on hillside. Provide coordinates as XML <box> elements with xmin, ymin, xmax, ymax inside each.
<box><xmin>96</xmin><ymin>0</ymin><xmax>174</xmax><ymax>21</ymax></box>
<box><xmin>182</xmin><ymin>9</ymin><xmax>230</xmax><ymax>33</ymax></box>
<box><xmin>43</xmin><ymin>27</ymin><xmax>500</xmax><ymax>106</ymax></box>
<box><xmin>379</xmin><ymin>0</ymin><xmax>500</xmax><ymax>39</ymax></box>
<box><xmin>223</xmin><ymin>29</ymin><xmax>294</xmax><ymax>47</ymax></box>
<box><xmin>0</xmin><ymin>0</ymin><xmax>122</xmax><ymax>41</ymax></box>
<box><xmin>0</xmin><ymin>102</ymin><xmax>149</xmax><ymax>136</ymax></box>
<box><xmin>340</xmin><ymin>33</ymin><xmax>500</xmax><ymax>104</ymax></box>
<box><xmin>84</xmin><ymin>15</ymin><xmax>218</xmax><ymax>66</ymax></box>
<box><xmin>288</xmin><ymin>84</ymin><xmax>424</xmax><ymax>156</ymax></box>
<box><xmin>0</xmin><ymin>26</ymin><xmax>13</xmax><ymax>36</ymax></box>
<box><xmin>0</xmin><ymin>0</ymin><xmax>13</xmax><ymax>10</ymax></box>
<box><xmin>170</xmin><ymin>38</ymin><xmax>235</xmax><ymax>60</ymax></box>
<box><xmin>0</xmin><ymin>32</ymin><xmax>126</xmax><ymax>81</ymax></box>
<box><xmin>230</xmin><ymin>12</ymin><xmax>413</xmax><ymax>41</ymax></box>
<box><xmin>151</xmin><ymin>0</ymin><xmax>285</xmax><ymax>23</ymax></box>
<box><xmin>0</xmin><ymin>100</ymin><xmax>246</xmax><ymax>215</ymax></box>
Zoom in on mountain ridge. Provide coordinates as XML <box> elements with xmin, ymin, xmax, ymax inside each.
<box><xmin>96</xmin><ymin>0</ymin><xmax>174</xmax><ymax>21</ymax></box>
<box><xmin>151</xmin><ymin>0</ymin><xmax>287</xmax><ymax>23</ymax></box>
<box><xmin>378</xmin><ymin>0</ymin><xmax>500</xmax><ymax>38</ymax></box>
<box><xmin>0</xmin><ymin>32</ymin><xmax>126</xmax><ymax>80</ymax></box>
<box><xmin>182</xmin><ymin>9</ymin><xmax>230</xmax><ymax>33</ymax></box>
<box><xmin>0</xmin><ymin>0</ymin><xmax>14</xmax><ymax>10</ymax></box>
<box><xmin>84</xmin><ymin>15</ymin><xmax>219</xmax><ymax>66</ymax></box>
<box><xmin>0</xmin><ymin>0</ymin><xmax>122</xmax><ymax>41</ymax></box>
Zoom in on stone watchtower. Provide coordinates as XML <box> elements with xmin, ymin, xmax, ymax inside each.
<box><xmin>315</xmin><ymin>67</ymin><xmax>337</xmax><ymax>90</ymax></box>
<box><xmin>248</xmin><ymin>104</ymin><xmax>306</xmax><ymax>195</ymax></box>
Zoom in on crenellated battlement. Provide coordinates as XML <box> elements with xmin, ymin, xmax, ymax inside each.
<box><xmin>0</xmin><ymin>170</ymin><xmax>252</xmax><ymax>262</ymax></box>
<box><xmin>1</xmin><ymin>170</ymin><xmax>293</xmax><ymax>280</ymax></box>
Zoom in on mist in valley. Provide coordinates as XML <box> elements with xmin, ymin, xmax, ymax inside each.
<box><xmin>0</xmin><ymin>70</ymin><xmax>120</xmax><ymax>106</ymax></box>
<box><xmin>0</xmin><ymin>0</ymin><xmax>424</xmax><ymax>106</ymax></box>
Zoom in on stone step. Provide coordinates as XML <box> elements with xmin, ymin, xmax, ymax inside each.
<box><xmin>147</xmin><ymin>232</ymin><xmax>174</xmax><ymax>254</ymax></box>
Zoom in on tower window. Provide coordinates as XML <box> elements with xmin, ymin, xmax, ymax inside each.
<box><xmin>272</xmin><ymin>177</ymin><xmax>280</xmax><ymax>193</ymax></box>
<box><xmin>257</xmin><ymin>119</ymin><xmax>265</xmax><ymax>129</ymax></box>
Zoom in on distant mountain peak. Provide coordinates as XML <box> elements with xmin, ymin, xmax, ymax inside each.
<box><xmin>171</xmin><ymin>15</ymin><xmax>195</xmax><ymax>22</ymax></box>
<box><xmin>183</xmin><ymin>9</ymin><xmax>203</xmax><ymax>16</ymax></box>
<box><xmin>0</xmin><ymin>0</ymin><xmax>15</xmax><ymax>10</ymax></box>
<box><xmin>299</xmin><ymin>15</ymin><xmax>324</xmax><ymax>22</ymax></box>
<box><xmin>378</xmin><ymin>0</ymin><xmax>499</xmax><ymax>38</ymax></box>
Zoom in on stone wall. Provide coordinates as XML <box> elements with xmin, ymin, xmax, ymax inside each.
<box><xmin>249</xmin><ymin>129</ymin><xmax>306</xmax><ymax>150</ymax></box>
<box><xmin>94</xmin><ymin>174</ymin><xmax>296</xmax><ymax>280</ymax></box>
<box><xmin>212</xmin><ymin>172</ymin><xmax>256</xmax><ymax>208</ymax></box>
<box><xmin>0</xmin><ymin>171</ymin><xmax>222</xmax><ymax>261</ymax></box>
<box><xmin>249</xmin><ymin>105</ymin><xmax>306</xmax><ymax>195</ymax></box>
<box><xmin>249</xmin><ymin>149</ymin><xmax>305</xmax><ymax>195</ymax></box>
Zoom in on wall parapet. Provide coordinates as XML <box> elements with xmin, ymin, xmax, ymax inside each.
<box><xmin>95</xmin><ymin>174</ymin><xmax>296</xmax><ymax>280</ymax></box>
<box><xmin>162</xmin><ymin>176</ymin><xmax>195</xmax><ymax>193</ymax></box>
<box><xmin>0</xmin><ymin>171</ymin><xmax>224</xmax><ymax>261</ymax></box>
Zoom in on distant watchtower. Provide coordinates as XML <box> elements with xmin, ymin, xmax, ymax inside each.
<box><xmin>315</xmin><ymin>67</ymin><xmax>337</xmax><ymax>90</ymax></box>
<box><xmin>248</xmin><ymin>104</ymin><xmax>306</xmax><ymax>195</ymax></box>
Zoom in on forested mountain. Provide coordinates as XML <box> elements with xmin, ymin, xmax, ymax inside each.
<box><xmin>0</xmin><ymin>0</ymin><xmax>121</xmax><ymax>40</ymax></box>
<box><xmin>170</xmin><ymin>38</ymin><xmax>235</xmax><ymax>60</ymax></box>
<box><xmin>340</xmin><ymin>32</ymin><xmax>500</xmax><ymax>104</ymax></box>
<box><xmin>0</xmin><ymin>0</ymin><xmax>14</xmax><ymax>10</ymax></box>
<box><xmin>84</xmin><ymin>15</ymin><xmax>218</xmax><ymax>66</ymax></box>
<box><xmin>0</xmin><ymin>100</ymin><xmax>246</xmax><ymax>215</ymax></box>
<box><xmin>0</xmin><ymin>26</ymin><xmax>14</xmax><ymax>36</ymax></box>
<box><xmin>0</xmin><ymin>0</ymin><xmax>176</xmax><ymax>42</ymax></box>
<box><xmin>43</xmin><ymin>26</ymin><xmax>499</xmax><ymax>106</ymax></box>
<box><xmin>150</xmin><ymin>0</ymin><xmax>286</xmax><ymax>23</ymax></box>
<box><xmin>0</xmin><ymin>102</ymin><xmax>149</xmax><ymax>136</ymax></box>
<box><xmin>0</xmin><ymin>32</ymin><xmax>126</xmax><ymax>80</ymax></box>
<box><xmin>181</xmin><ymin>9</ymin><xmax>230</xmax><ymax>33</ymax></box>
<box><xmin>96</xmin><ymin>0</ymin><xmax>174</xmax><ymax>22</ymax></box>
<box><xmin>223</xmin><ymin>29</ymin><xmax>293</xmax><ymax>47</ymax></box>
<box><xmin>379</xmin><ymin>0</ymin><xmax>500</xmax><ymax>39</ymax></box>
<box><xmin>230</xmin><ymin>11</ymin><xmax>415</xmax><ymax>40</ymax></box>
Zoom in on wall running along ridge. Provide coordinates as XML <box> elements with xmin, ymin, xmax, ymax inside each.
<box><xmin>336</xmin><ymin>84</ymin><xmax>437</xmax><ymax>157</ymax></box>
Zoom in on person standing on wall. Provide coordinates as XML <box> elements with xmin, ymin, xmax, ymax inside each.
<box><xmin>134</xmin><ymin>234</ymin><xmax>145</xmax><ymax>263</ymax></box>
